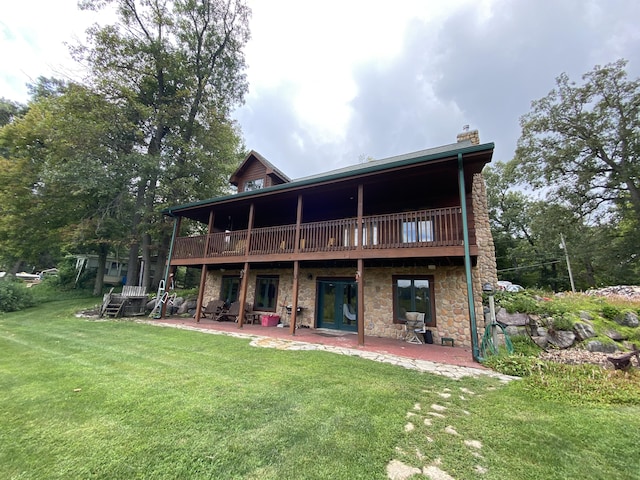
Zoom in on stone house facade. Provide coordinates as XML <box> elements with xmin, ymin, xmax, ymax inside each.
<box><xmin>164</xmin><ymin>130</ymin><xmax>497</xmax><ymax>357</ymax></box>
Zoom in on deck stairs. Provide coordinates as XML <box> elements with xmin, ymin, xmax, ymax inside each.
<box><xmin>100</xmin><ymin>286</ymin><xmax>148</xmax><ymax>318</ymax></box>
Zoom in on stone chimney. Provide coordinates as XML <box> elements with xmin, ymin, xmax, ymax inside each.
<box><xmin>457</xmin><ymin>125</ymin><xmax>480</xmax><ymax>145</ymax></box>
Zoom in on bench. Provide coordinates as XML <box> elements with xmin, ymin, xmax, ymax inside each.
<box><xmin>607</xmin><ymin>345</ymin><xmax>639</xmax><ymax>370</ymax></box>
<box><xmin>441</xmin><ymin>337</ymin><xmax>454</xmax><ymax>347</ymax></box>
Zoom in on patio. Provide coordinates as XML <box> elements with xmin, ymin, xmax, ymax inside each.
<box><xmin>150</xmin><ymin>316</ymin><xmax>485</xmax><ymax>371</ymax></box>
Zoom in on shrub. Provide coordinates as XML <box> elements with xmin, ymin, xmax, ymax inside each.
<box><xmin>601</xmin><ymin>304</ymin><xmax>622</xmax><ymax>320</ymax></box>
<box><xmin>481</xmin><ymin>353</ymin><xmax>545</xmax><ymax>377</ymax></box>
<box><xmin>0</xmin><ymin>277</ymin><xmax>35</xmax><ymax>313</ymax></box>
<box><xmin>493</xmin><ymin>291</ymin><xmax>540</xmax><ymax>314</ymax></box>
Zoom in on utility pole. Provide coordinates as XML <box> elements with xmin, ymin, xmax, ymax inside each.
<box><xmin>560</xmin><ymin>233</ymin><xmax>576</xmax><ymax>293</ymax></box>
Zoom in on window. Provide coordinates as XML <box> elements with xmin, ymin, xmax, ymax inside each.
<box><xmin>392</xmin><ymin>275</ymin><xmax>435</xmax><ymax>326</ymax></box>
<box><xmin>402</xmin><ymin>220</ymin><xmax>433</xmax><ymax>243</ymax></box>
<box><xmin>254</xmin><ymin>275</ymin><xmax>279</xmax><ymax>311</ymax></box>
<box><xmin>343</xmin><ymin>224</ymin><xmax>378</xmax><ymax>247</ymax></box>
<box><xmin>220</xmin><ymin>276</ymin><xmax>240</xmax><ymax>304</ymax></box>
<box><xmin>244</xmin><ymin>178</ymin><xmax>264</xmax><ymax>191</ymax></box>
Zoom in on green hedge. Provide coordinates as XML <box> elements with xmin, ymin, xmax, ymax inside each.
<box><xmin>0</xmin><ymin>277</ymin><xmax>35</xmax><ymax>313</ymax></box>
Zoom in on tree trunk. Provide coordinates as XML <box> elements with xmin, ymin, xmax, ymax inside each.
<box><xmin>141</xmin><ymin>233</ymin><xmax>152</xmax><ymax>291</ymax></box>
<box><xmin>153</xmin><ymin>232</ymin><xmax>171</xmax><ymax>290</ymax></box>
<box><xmin>93</xmin><ymin>245</ymin><xmax>107</xmax><ymax>296</ymax></box>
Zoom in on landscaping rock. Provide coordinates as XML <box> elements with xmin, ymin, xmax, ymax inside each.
<box><xmin>540</xmin><ymin>349</ymin><xmax>611</xmax><ymax>368</ymax></box>
<box><xmin>531</xmin><ymin>335</ymin><xmax>549</xmax><ymax>349</ymax></box>
<box><xmin>547</xmin><ymin>330</ymin><xmax>575</xmax><ymax>349</ymax></box>
<box><xmin>578</xmin><ymin>310</ymin><xmax>593</xmax><ymax>322</ymax></box>
<box><xmin>177</xmin><ymin>299</ymin><xmax>197</xmax><ymax>314</ymax></box>
<box><xmin>585</xmin><ymin>340</ymin><xmax>619</xmax><ymax>354</ymax></box>
<box><xmin>604</xmin><ymin>329</ymin><xmax>626</xmax><ymax>341</ymax></box>
<box><xmin>495</xmin><ymin>308</ymin><xmax>530</xmax><ymax>326</ymax></box>
<box><xmin>534</xmin><ymin>326</ymin><xmax>548</xmax><ymax>337</ymax></box>
<box><xmin>614</xmin><ymin>311</ymin><xmax>639</xmax><ymax>328</ymax></box>
<box><xmin>573</xmin><ymin>322</ymin><xmax>596</xmax><ymax>341</ymax></box>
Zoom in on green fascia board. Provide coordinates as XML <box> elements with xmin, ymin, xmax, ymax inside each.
<box><xmin>163</xmin><ymin>141</ymin><xmax>494</xmax><ymax>216</ymax></box>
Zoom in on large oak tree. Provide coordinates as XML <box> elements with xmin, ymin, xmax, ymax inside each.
<box><xmin>74</xmin><ymin>0</ymin><xmax>249</xmax><ymax>289</ymax></box>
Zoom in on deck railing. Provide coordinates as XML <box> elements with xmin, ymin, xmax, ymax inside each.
<box><xmin>172</xmin><ymin>206</ymin><xmax>467</xmax><ymax>260</ymax></box>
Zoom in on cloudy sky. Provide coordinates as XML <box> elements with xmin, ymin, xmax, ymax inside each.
<box><xmin>2</xmin><ymin>0</ymin><xmax>639</xmax><ymax>178</ymax></box>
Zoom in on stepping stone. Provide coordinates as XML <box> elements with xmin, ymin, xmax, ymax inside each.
<box><xmin>444</xmin><ymin>426</ymin><xmax>459</xmax><ymax>435</ymax></box>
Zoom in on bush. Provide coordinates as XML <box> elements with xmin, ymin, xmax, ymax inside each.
<box><xmin>493</xmin><ymin>291</ymin><xmax>540</xmax><ymax>314</ymax></box>
<box><xmin>601</xmin><ymin>304</ymin><xmax>621</xmax><ymax>320</ymax></box>
<box><xmin>0</xmin><ymin>277</ymin><xmax>35</xmax><ymax>313</ymax></box>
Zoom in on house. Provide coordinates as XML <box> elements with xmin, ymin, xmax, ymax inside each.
<box><xmin>162</xmin><ymin>129</ymin><xmax>498</xmax><ymax>359</ymax></box>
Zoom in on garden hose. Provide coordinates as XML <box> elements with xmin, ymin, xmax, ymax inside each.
<box><xmin>480</xmin><ymin>322</ymin><xmax>514</xmax><ymax>358</ymax></box>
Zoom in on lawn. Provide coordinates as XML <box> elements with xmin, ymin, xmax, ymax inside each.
<box><xmin>1</xmin><ymin>299</ymin><xmax>639</xmax><ymax>479</ymax></box>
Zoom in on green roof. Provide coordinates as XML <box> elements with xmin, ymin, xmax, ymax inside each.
<box><xmin>164</xmin><ymin>140</ymin><xmax>494</xmax><ymax>216</ymax></box>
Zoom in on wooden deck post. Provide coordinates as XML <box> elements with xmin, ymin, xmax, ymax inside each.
<box><xmin>238</xmin><ymin>204</ymin><xmax>254</xmax><ymax>328</ymax></box>
<box><xmin>290</xmin><ymin>260</ymin><xmax>300</xmax><ymax>336</ymax></box>
<box><xmin>290</xmin><ymin>195</ymin><xmax>303</xmax><ymax>335</ymax></box>
<box><xmin>194</xmin><ymin>265</ymin><xmax>207</xmax><ymax>323</ymax></box>
<box><xmin>237</xmin><ymin>262</ymin><xmax>250</xmax><ymax>328</ymax></box>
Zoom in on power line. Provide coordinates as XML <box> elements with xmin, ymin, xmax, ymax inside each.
<box><xmin>497</xmin><ymin>260</ymin><xmax>561</xmax><ymax>273</ymax></box>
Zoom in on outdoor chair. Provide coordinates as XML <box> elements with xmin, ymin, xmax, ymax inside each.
<box><xmin>405</xmin><ymin>312</ymin><xmax>426</xmax><ymax>344</ymax></box>
<box><xmin>201</xmin><ymin>299</ymin><xmax>225</xmax><ymax>319</ymax></box>
<box><xmin>214</xmin><ymin>301</ymin><xmax>236</xmax><ymax>322</ymax></box>
<box><xmin>343</xmin><ymin>303</ymin><xmax>356</xmax><ymax>322</ymax></box>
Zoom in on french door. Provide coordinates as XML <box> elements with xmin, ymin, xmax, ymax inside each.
<box><xmin>316</xmin><ymin>279</ymin><xmax>358</xmax><ymax>331</ymax></box>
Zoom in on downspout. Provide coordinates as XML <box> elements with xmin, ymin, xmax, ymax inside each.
<box><xmin>457</xmin><ymin>153</ymin><xmax>482</xmax><ymax>362</ymax></box>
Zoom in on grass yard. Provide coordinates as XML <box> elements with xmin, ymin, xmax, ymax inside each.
<box><xmin>1</xmin><ymin>299</ymin><xmax>639</xmax><ymax>479</ymax></box>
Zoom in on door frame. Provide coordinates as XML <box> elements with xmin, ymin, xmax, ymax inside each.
<box><xmin>315</xmin><ymin>277</ymin><xmax>358</xmax><ymax>332</ymax></box>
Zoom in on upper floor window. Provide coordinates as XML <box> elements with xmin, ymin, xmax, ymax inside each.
<box><xmin>402</xmin><ymin>220</ymin><xmax>433</xmax><ymax>243</ymax></box>
<box><xmin>244</xmin><ymin>178</ymin><xmax>265</xmax><ymax>191</ymax></box>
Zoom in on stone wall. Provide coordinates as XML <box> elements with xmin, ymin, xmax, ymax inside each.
<box><xmin>472</xmin><ymin>172</ymin><xmax>498</xmax><ymax>336</ymax></box>
<box><xmin>202</xmin><ymin>264</ymin><xmax>474</xmax><ymax>347</ymax></box>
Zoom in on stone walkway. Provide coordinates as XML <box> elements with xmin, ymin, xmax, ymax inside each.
<box><xmin>142</xmin><ymin>319</ymin><xmax>515</xmax><ymax>382</ymax></box>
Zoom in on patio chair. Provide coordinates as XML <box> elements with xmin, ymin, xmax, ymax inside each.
<box><xmin>214</xmin><ymin>301</ymin><xmax>236</xmax><ymax>322</ymax></box>
<box><xmin>343</xmin><ymin>303</ymin><xmax>356</xmax><ymax>322</ymax></box>
<box><xmin>201</xmin><ymin>299</ymin><xmax>225</xmax><ymax>319</ymax></box>
<box><xmin>404</xmin><ymin>312</ymin><xmax>426</xmax><ymax>344</ymax></box>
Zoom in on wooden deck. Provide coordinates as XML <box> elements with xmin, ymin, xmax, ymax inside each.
<box><xmin>171</xmin><ymin>207</ymin><xmax>476</xmax><ymax>264</ymax></box>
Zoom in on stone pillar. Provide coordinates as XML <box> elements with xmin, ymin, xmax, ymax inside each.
<box><xmin>472</xmin><ymin>172</ymin><xmax>498</xmax><ymax>332</ymax></box>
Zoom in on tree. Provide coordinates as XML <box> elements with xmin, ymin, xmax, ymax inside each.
<box><xmin>73</xmin><ymin>0</ymin><xmax>249</xmax><ymax>289</ymax></box>
<box><xmin>0</xmin><ymin>80</ymin><xmax>137</xmax><ymax>292</ymax></box>
<box><xmin>515</xmin><ymin>59</ymin><xmax>640</xmax><ymax>225</ymax></box>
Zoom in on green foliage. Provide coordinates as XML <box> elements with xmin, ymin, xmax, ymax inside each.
<box><xmin>493</xmin><ymin>291</ymin><xmax>540</xmax><ymax>314</ymax></box>
<box><xmin>601</xmin><ymin>303</ymin><xmax>622</xmax><ymax>320</ymax></box>
<box><xmin>482</xmin><ymin>353</ymin><xmax>545</xmax><ymax>377</ymax></box>
<box><xmin>0</xmin><ymin>277</ymin><xmax>35</xmax><ymax>312</ymax></box>
<box><xmin>520</xmin><ymin>363</ymin><xmax>640</xmax><ymax>406</ymax></box>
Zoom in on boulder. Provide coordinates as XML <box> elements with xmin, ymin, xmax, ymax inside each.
<box><xmin>578</xmin><ymin>310</ymin><xmax>593</xmax><ymax>322</ymax></box>
<box><xmin>495</xmin><ymin>308</ymin><xmax>530</xmax><ymax>326</ymax></box>
<box><xmin>585</xmin><ymin>340</ymin><xmax>619</xmax><ymax>354</ymax></box>
<box><xmin>547</xmin><ymin>330</ymin><xmax>576</xmax><ymax>349</ymax></box>
<box><xmin>604</xmin><ymin>329</ymin><xmax>627</xmax><ymax>341</ymax></box>
<box><xmin>535</xmin><ymin>326</ymin><xmax>548</xmax><ymax>337</ymax></box>
<box><xmin>177</xmin><ymin>299</ymin><xmax>197</xmax><ymax>314</ymax></box>
<box><xmin>531</xmin><ymin>336</ymin><xmax>549</xmax><ymax>349</ymax></box>
<box><xmin>614</xmin><ymin>311</ymin><xmax>639</xmax><ymax>328</ymax></box>
<box><xmin>573</xmin><ymin>322</ymin><xmax>596</xmax><ymax>341</ymax></box>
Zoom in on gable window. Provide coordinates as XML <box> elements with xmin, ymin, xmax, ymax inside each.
<box><xmin>220</xmin><ymin>276</ymin><xmax>240</xmax><ymax>304</ymax></box>
<box><xmin>402</xmin><ymin>220</ymin><xmax>433</xmax><ymax>243</ymax></box>
<box><xmin>244</xmin><ymin>178</ymin><xmax>264</xmax><ymax>191</ymax></box>
<box><xmin>392</xmin><ymin>275</ymin><xmax>435</xmax><ymax>326</ymax></box>
<box><xmin>254</xmin><ymin>275</ymin><xmax>279</xmax><ymax>311</ymax></box>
